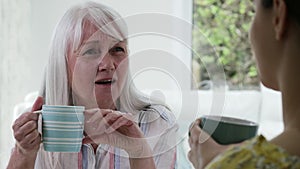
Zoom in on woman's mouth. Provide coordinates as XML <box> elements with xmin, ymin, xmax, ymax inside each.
<box><xmin>95</xmin><ymin>79</ymin><xmax>116</xmax><ymax>85</ymax></box>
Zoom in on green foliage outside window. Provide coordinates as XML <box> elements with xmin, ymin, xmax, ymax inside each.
<box><xmin>192</xmin><ymin>0</ymin><xmax>259</xmax><ymax>90</ymax></box>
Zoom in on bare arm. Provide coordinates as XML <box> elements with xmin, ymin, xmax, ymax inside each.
<box><xmin>7</xmin><ymin>145</ymin><xmax>39</xmax><ymax>169</ymax></box>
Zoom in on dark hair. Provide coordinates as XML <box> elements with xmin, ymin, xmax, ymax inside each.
<box><xmin>262</xmin><ymin>0</ymin><xmax>300</xmax><ymax>24</ymax></box>
<box><xmin>262</xmin><ymin>0</ymin><xmax>273</xmax><ymax>8</ymax></box>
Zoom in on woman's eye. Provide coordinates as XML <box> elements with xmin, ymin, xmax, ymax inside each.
<box><xmin>83</xmin><ymin>48</ymin><xmax>99</xmax><ymax>56</ymax></box>
<box><xmin>111</xmin><ymin>47</ymin><xmax>125</xmax><ymax>53</ymax></box>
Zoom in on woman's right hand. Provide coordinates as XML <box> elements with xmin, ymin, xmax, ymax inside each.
<box><xmin>12</xmin><ymin>96</ymin><xmax>43</xmax><ymax>155</ymax></box>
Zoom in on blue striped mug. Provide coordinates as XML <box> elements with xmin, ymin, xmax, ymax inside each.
<box><xmin>34</xmin><ymin>105</ymin><xmax>85</xmax><ymax>152</ymax></box>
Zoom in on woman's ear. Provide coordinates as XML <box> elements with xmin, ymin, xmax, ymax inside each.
<box><xmin>273</xmin><ymin>0</ymin><xmax>288</xmax><ymax>40</ymax></box>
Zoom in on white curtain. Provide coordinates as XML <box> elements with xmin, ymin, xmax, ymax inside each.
<box><xmin>0</xmin><ymin>0</ymin><xmax>32</xmax><ymax>168</ymax></box>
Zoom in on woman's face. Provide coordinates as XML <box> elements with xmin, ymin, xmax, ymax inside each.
<box><xmin>68</xmin><ymin>24</ymin><xmax>128</xmax><ymax>109</ymax></box>
<box><xmin>249</xmin><ymin>0</ymin><xmax>280</xmax><ymax>89</ymax></box>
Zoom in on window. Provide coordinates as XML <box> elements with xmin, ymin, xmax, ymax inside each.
<box><xmin>192</xmin><ymin>0</ymin><xmax>258</xmax><ymax>90</ymax></box>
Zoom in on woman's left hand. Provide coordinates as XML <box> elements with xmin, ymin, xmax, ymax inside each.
<box><xmin>188</xmin><ymin>119</ymin><xmax>229</xmax><ymax>169</ymax></box>
<box><xmin>83</xmin><ymin>109</ymin><xmax>151</xmax><ymax>157</ymax></box>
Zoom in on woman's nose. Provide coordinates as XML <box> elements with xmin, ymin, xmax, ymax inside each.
<box><xmin>98</xmin><ymin>54</ymin><xmax>115</xmax><ymax>72</ymax></box>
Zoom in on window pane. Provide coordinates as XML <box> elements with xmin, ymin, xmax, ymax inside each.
<box><xmin>192</xmin><ymin>0</ymin><xmax>258</xmax><ymax>90</ymax></box>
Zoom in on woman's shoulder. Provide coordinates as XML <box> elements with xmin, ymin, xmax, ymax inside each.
<box><xmin>206</xmin><ymin>135</ymin><xmax>300</xmax><ymax>169</ymax></box>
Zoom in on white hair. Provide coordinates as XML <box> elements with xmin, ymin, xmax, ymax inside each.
<box><xmin>40</xmin><ymin>1</ymin><xmax>168</xmax><ymax>112</ymax></box>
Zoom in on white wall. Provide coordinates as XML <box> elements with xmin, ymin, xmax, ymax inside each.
<box><xmin>1</xmin><ymin>0</ymin><xmax>33</xmax><ymax>168</ymax></box>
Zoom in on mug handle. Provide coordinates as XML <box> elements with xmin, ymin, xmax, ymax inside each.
<box><xmin>33</xmin><ymin>110</ymin><xmax>43</xmax><ymax>142</ymax></box>
<box><xmin>33</xmin><ymin>110</ymin><xmax>42</xmax><ymax>114</ymax></box>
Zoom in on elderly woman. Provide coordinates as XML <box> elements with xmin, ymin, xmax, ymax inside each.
<box><xmin>188</xmin><ymin>0</ymin><xmax>300</xmax><ymax>168</ymax></box>
<box><xmin>7</xmin><ymin>1</ymin><xmax>177</xmax><ymax>169</ymax></box>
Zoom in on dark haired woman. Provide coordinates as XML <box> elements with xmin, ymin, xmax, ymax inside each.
<box><xmin>188</xmin><ymin>0</ymin><xmax>300</xmax><ymax>168</ymax></box>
